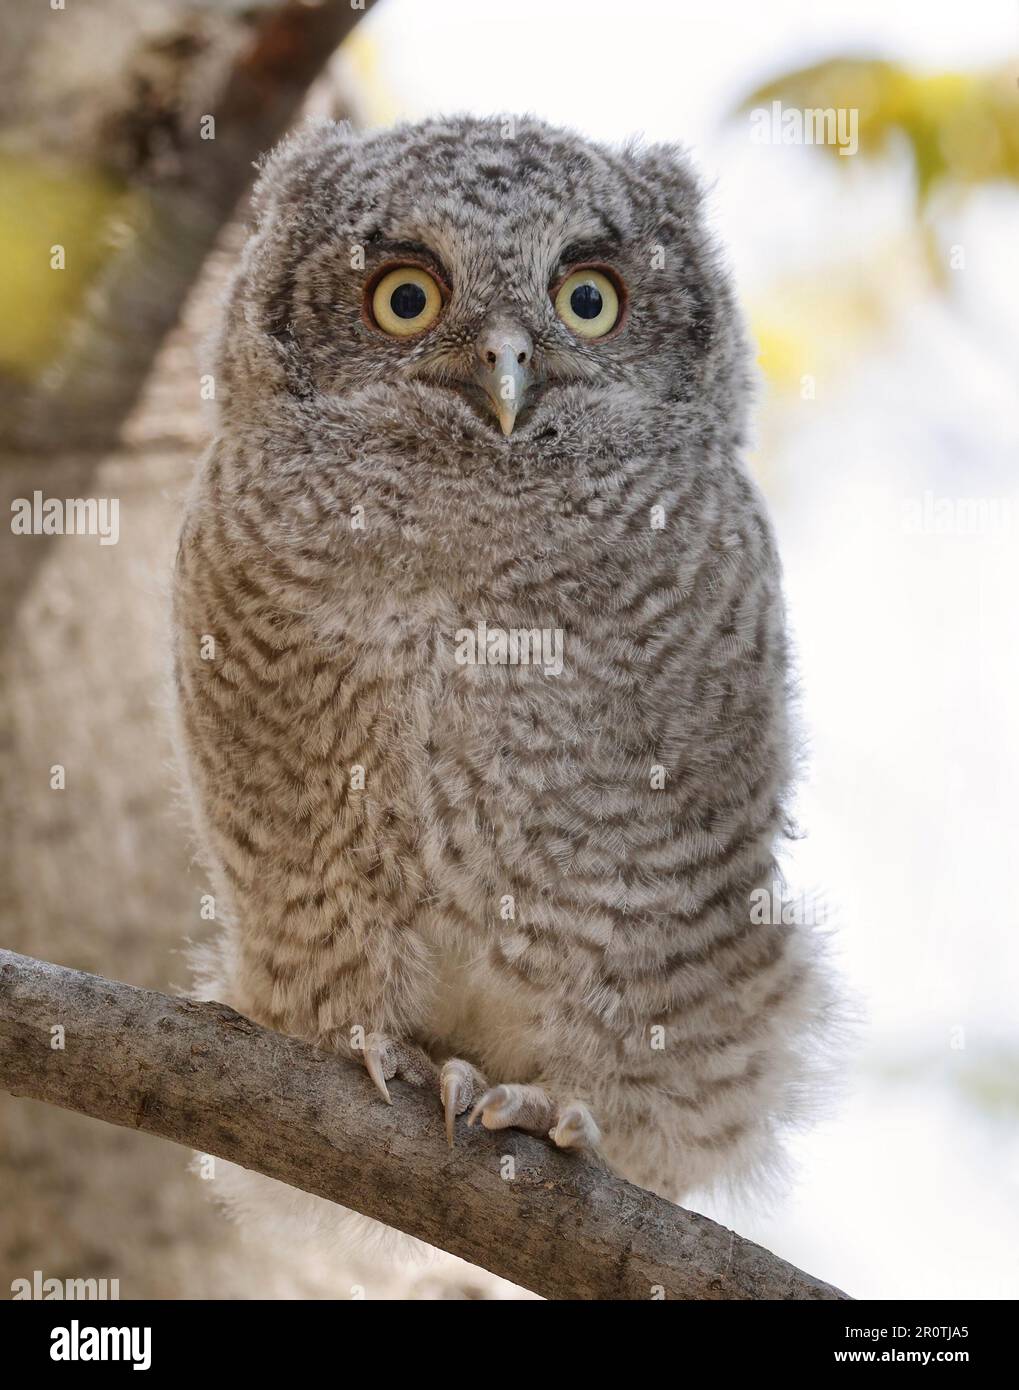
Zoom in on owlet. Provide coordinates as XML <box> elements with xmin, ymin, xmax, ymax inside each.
<box><xmin>172</xmin><ymin>115</ymin><xmax>834</xmax><ymax>1208</ymax></box>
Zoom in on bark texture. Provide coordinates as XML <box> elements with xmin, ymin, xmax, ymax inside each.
<box><xmin>0</xmin><ymin>949</ymin><xmax>851</xmax><ymax>1302</ymax></box>
<box><xmin>10</xmin><ymin>0</ymin><xmax>378</xmax><ymax>454</ymax></box>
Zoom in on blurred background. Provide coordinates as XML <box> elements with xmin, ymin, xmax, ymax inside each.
<box><xmin>1</xmin><ymin>0</ymin><xmax>1016</xmax><ymax>1300</ymax></box>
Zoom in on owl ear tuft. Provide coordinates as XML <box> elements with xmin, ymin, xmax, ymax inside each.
<box><xmin>250</xmin><ymin>118</ymin><xmax>359</xmax><ymax>225</ymax></box>
<box><xmin>623</xmin><ymin>138</ymin><xmax>705</xmax><ymax>217</ymax></box>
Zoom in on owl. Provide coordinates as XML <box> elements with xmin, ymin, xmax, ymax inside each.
<box><xmin>172</xmin><ymin>114</ymin><xmax>835</xmax><ymax>1212</ymax></box>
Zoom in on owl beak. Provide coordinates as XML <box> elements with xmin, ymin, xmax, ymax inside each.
<box><xmin>473</xmin><ymin>322</ymin><xmax>534</xmax><ymax>436</ymax></box>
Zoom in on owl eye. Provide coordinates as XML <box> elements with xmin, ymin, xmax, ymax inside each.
<box><xmin>369</xmin><ymin>265</ymin><xmax>444</xmax><ymax>337</ymax></box>
<box><xmin>553</xmin><ymin>266</ymin><xmax>623</xmax><ymax>339</ymax></box>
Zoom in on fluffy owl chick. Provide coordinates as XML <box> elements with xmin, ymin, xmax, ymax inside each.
<box><xmin>172</xmin><ymin>115</ymin><xmax>836</xmax><ymax>1206</ymax></box>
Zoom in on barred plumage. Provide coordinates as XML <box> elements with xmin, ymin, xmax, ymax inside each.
<box><xmin>172</xmin><ymin>115</ymin><xmax>834</xmax><ymax>1210</ymax></box>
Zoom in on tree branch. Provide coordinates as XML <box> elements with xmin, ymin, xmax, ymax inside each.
<box><xmin>0</xmin><ymin>949</ymin><xmax>850</xmax><ymax>1301</ymax></box>
<box><xmin>11</xmin><ymin>0</ymin><xmax>378</xmax><ymax>453</ymax></box>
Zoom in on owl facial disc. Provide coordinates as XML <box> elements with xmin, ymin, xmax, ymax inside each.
<box><xmin>473</xmin><ymin>318</ymin><xmax>534</xmax><ymax>435</ymax></box>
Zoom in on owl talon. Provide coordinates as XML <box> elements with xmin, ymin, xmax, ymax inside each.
<box><xmin>465</xmin><ymin>1083</ymin><xmax>600</xmax><ymax>1154</ymax></box>
<box><xmin>549</xmin><ymin>1102</ymin><xmax>601</xmax><ymax>1154</ymax></box>
<box><xmin>439</xmin><ymin>1058</ymin><xmax>486</xmax><ymax>1148</ymax></box>
<box><xmin>358</xmin><ymin>1032</ymin><xmax>437</xmax><ymax>1105</ymax></box>
<box><xmin>467</xmin><ymin>1083</ymin><xmax>557</xmax><ymax>1136</ymax></box>
<box><xmin>364</xmin><ymin>1035</ymin><xmax>393</xmax><ymax>1104</ymax></box>
<box><xmin>467</xmin><ymin>1085</ymin><xmax>505</xmax><ymax>1128</ymax></box>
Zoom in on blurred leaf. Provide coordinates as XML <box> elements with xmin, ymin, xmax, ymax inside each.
<box><xmin>956</xmin><ymin>1051</ymin><xmax>1019</xmax><ymax>1122</ymax></box>
<box><xmin>872</xmin><ymin>1047</ymin><xmax>1019</xmax><ymax>1123</ymax></box>
<box><xmin>734</xmin><ymin>58</ymin><xmax>1019</xmax><ymax>205</ymax></box>
<box><xmin>0</xmin><ymin>156</ymin><xmax>125</xmax><ymax>377</ymax></box>
<box><xmin>344</xmin><ymin>30</ymin><xmax>400</xmax><ymax>127</ymax></box>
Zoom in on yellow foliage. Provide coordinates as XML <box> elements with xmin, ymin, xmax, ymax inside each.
<box><xmin>0</xmin><ymin>156</ymin><xmax>124</xmax><ymax>376</ymax></box>
<box><xmin>344</xmin><ymin>31</ymin><xmax>401</xmax><ymax>128</ymax></box>
<box><xmin>736</xmin><ymin>58</ymin><xmax>1019</xmax><ymax>202</ymax></box>
<box><xmin>750</xmin><ymin>256</ymin><xmax>907</xmax><ymax>391</ymax></box>
<box><xmin>736</xmin><ymin>59</ymin><xmax>1018</xmax><ymax>402</ymax></box>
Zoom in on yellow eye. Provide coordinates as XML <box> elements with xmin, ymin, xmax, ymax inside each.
<box><xmin>370</xmin><ymin>265</ymin><xmax>444</xmax><ymax>336</ymax></box>
<box><xmin>553</xmin><ymin>267</ymin><xmax>622</xmax><ymax>339</ymax></box>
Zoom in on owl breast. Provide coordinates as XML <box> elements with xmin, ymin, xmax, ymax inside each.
<box><xmin>175</xmin><ymin>431</ymin><xmax>812</xmax><ymax>1198</ymax></box>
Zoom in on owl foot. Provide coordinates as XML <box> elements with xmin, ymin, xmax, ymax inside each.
<box><xmin>359</xmin><ymin>1032</ymin><xmax>437</xmax><ymax>1105</ymax></box>
<box><xmin>467</xmin><ymin>1084</ymin><xmax>601</xmax><ymax>1156</ymax></box>
<box><xmin>439</xmin><ymin>1057</ymin><xmax>488</xmax><ymax>1149</ymax></box>
<box><xmin>549</xmin><ymin>1102</ymin><xmax>602</xmax><ymax>1153</ymax></box>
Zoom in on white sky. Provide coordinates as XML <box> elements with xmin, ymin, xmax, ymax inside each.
<box><xmin>358</xmin><ymin>0</ymin><xmax>1017</xmax><ymax>150</ymax></box>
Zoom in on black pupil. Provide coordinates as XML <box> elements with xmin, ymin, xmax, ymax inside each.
<box><xmin>570</xmin><ymin>281</ymin><xmax>603</xmax><ymax>319</ymax></box>
<box><xmin>390</xmin><ymin>282</ymin><xmax>427</xmax><ymax>319</ymax></box>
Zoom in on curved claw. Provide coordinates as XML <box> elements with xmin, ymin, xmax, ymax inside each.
<box><xmin>467</xmin><ymin>1085</ymin><xmax>507</xmax><ymax>1129</ymax></box>
<box><xmin>549</xmin><ymin>1103</ymin><xmax>601</xmax><ymax>1153</ymax></box>
<box><xmin>441</xmin><ymin>1072</ymin><xmax>460</xmax><ymax>1148</ymax></box>
<box><xmin>364</xmin><ymin>1037</ymin><xmax>392</xmax><ymax>1104</ymax></box>
<box><xmin>439</xmin><ymin>1059</ymin><xmax>484</xmax><ymax>1148</ymax></box>
<box><xmin>466</xmin><ymin>1083</ymin><xmax>586</xmax><ymax>1142</ymax></box>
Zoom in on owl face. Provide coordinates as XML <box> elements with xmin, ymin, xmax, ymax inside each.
<box><xmin>215</xmin><ymin>117</ymin><xmax>750</xmax><ymax>582</ymax></box>
<box><xmin>225</xmin><ymin>116</ymin><xmax>747</xmax><ymax>450</ymax></box>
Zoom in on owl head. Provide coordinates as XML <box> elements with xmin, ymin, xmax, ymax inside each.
<box><xmin>213</xmin><ymin>116</ymin><xmax>751</xmax><ymax>586</ymax></box>
<box><xmin>219</xmin><ymin>113</ymin><xmax>748</xmax><ymax>443</ymax></box>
